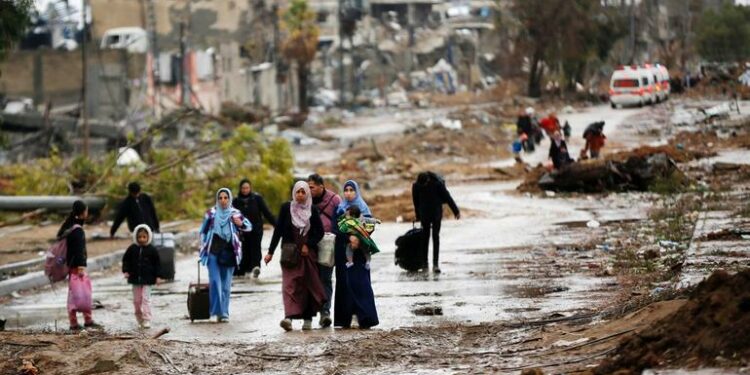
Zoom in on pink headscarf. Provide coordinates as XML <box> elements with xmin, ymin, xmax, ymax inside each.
<box><xmin>290</xmin><ymin>181</ymin><xmax>312</xmax><ymax>235</ymax></box>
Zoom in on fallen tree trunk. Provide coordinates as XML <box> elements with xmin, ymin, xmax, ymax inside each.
<box><xmin>537</xmin><ymin>153</ymin><xmax>686</xmax><ymax>192</ymax></box>
<box><xmin>0</xmin><ymin>196</ymin><xmax>105</xmax><ymax>212</ymax></box>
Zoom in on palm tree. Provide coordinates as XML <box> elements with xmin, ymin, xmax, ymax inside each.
<box><xmin>281</xmin><ymin>0</ymin><xmax>319</xmax><ymax>113</ymax></box>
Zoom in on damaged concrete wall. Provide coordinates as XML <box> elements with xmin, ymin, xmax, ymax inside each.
<box><xmin>90</xmin><ymin>0</ymin><xmax>262</xmax><ymax>51</ymax></box>
<box><xmin>0</xmin><ymin>50</ymin><xmax>145</xmax><ymax>114</ymax></box>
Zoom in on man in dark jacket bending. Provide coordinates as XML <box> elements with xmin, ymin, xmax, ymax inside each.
<box><xmin>411</xmin><ymin>172</ymin><xmax>460</xmax><ymax>274</ymax></box>
<box><xmin>110</xmin><ymin>182</ymin><xmax>160</xmax><ymax>238</ymax></box>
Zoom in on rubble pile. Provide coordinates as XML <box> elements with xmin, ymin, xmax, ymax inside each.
<box><xmin>595</xmin><ymin>269</ymin><xmax>750</xmax><ymax>373</ymax></box>
<box><xmin>526</xmin><ymin>151</ymin><xmax>688</xmax><ymax>193</ymax></box>
<box><xmin>320</xmin><ymin>122</ymin><xmax>513</xmax><ymax>182</ymax></box>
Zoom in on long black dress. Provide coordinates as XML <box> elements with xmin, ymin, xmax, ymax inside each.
<box><xmin>333</xmin><ymin>215</ymin><xmax>379</xmax><ymax>329</ymax></box>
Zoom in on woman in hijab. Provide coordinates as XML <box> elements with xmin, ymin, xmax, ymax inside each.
<box><xmin>264</xmin><ymin>181</ymin><xmax>326</xmax><ymax>331</ymax></box>
<box><xmin>59</xmin><ymin>200</ymin><xmax>102</xmax><ymax>330</ymax></box>
<box><xmin>335</xmin><ymin>180</ymin><xmax>371</xmax><ymax>217</ymax></box>
<box><xmin>333</xmin><ymin>179</ymin><xmax>379</xmax><ymax>329</ymax></box>
<box><xmin>198</xmin><ymin>188</ymin><xmax>252</xmax><ymax>323</ymax></box>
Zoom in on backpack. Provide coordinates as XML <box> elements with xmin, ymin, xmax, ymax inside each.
<box><xmin>44</xmin><ymin>224</ymin><xmax>81</xmax><ymax>283</ymax></box>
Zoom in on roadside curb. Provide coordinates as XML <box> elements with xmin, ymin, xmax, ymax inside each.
<box><xmin>0</xmin><ymin>230</ymin><xmax>198</xmax><ymax>297</ymax></box>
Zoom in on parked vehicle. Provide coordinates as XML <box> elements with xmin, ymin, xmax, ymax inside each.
<box><xmin>609</xmin><ymin>65</ymin><xmax>650</xmax><ymax>108</ymax></box>
<box><xmin>644</xmin><ymin>64</ymin><xmax>670</xmax><ymax>102</ymax></box>
<box><xmin>609</xmin><ymin>64</ymin><xmax>670</xmax><ymax>108</ymax></box>
<box><xmin>100</xmin><ymin>27</ymin><xmax>148</xmax><ymax>54</ymax></box>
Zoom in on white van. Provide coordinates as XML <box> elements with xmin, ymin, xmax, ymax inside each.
<box><xmin>655</xmin><ymin>64</ymin><xmax>670</xmax><ymax>101</ymax></box>
<box><xmin>100</xmin><ymin>27</ymin><xmax>148</xmax><ymax>53</ymax></box>
<box><xmin>609</xmin><ymin>66</ymin><xmax>652</xmax><ymax>108</ymax></box>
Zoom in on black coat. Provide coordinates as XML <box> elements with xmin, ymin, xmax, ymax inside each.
<box><xmin>268</xmin><ymin>202</ymin><xmax>324</xmax><ymax>254</ymax></box>
<box><xmin>122</xmin><ymin>244</ymin><xmax>161</xmax><ymax>285</ymax></box>
<box><xmin>110</xmin><ymin>193</ymin><xmax>160</xmax><ymax>236</ymax></box>
<box><xmin>232</xmin><ymin>193</ymin><xmax>276</xmax><ymax>233</ymax></box>
<box><xmin>549</xmin><ymin>140</ymin><xmax>573</xmax><ymax>169</ymax></box>
<box><xmin>412</xmin><ymin>180</ymin><xmax>460</xmax><ymax>222</ymax></box>
<box><xmin>517</xmin><ymin>115</ymin><xmax>533</xmax><ymax>135</ymax></box>
<box><xmin>65</xmin><ymin>226</ymin><xmax>87</xmax><ymax>268</ymax></box>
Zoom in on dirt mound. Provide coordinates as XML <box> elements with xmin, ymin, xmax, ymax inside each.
<box><xmin>517</xmin><ymin>165</ymin><xmax>548</xmax><ymax>193</ymax></box>
<box><xmin>595</xmin><ymin>269</ymin><xmax>750</xmax><ymax>374</ymax></box>
<box><xmin>607</xmin><ymin>145</ymin><xmax>695</xmax><ymax>163</ymax></box>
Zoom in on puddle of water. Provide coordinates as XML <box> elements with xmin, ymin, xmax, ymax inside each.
<box><xmin>506</xmin><ymin>284</ymin><xmax>570</xmax><ymax>298</ymax></box>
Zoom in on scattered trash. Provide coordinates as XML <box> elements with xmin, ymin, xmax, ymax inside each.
<box><xmin>313</xmin><ymin>89</ymin><xmax>339</xmax><ymax>108</ymax></box>
<box><xmin>596</xmin><ymin>244</ymin><xmax>612</xmax><ymax>252</ymax></box>
<box><xmin>279</xmin><ymin>130</ymin><xmax>321</xmax><ymax>146</ymax></box>
<box><xmin>701</xmin><ymin>102</ymin><xmax>732</xmax><ymax>119</ymax></box>
<box><xmin>2</xmin><ymin>98</ymin><xmax>34</xmax><ymax>114</ymax></box>
<box><xmin>552</xmin><ymin>337</ymin><xmax>589</xmax><ymax>348</ymax></box>
<box><xmin>115</xmin><ymin>148</ymin><xmax>145</xmax><ymax>168</ymax></box>
<box><xmin>658</xmin><ymin>240</ymin><xmax>680</xmax><ymax>249</ymax></box>
<box><xmin>18</xmin><ymin>359</ymin><xmax>39</xmax><ymax>375</ymax></box>
<box><xmin>586</xmin><ymin>220</ymin><xmax>600</xmax><ymax>228</ymax></box>
<box><xmin>386</xmin><ymin>90</ymin><xmax>409</xmax><ymax>107</ymax></box>
<box><xmin>425</xmin><ymin>117</ymin><xmax>462</xmax><ymax>130</ymax></box>
<box><xmin>412</xmin><ymin>305</ymin><xmax>443</xmax><ymax>316</ymax></box>
<box><xmin>544</xmin><ymin>190</ymin><xmax>556</xmax><ymax>197</ymax></box>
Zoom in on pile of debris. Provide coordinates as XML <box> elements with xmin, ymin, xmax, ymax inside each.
<box><xmin>521</xmin><ymin>146</ymin><xmax>690</xmax><ymax>193</ymax></box>
<box><xmin>319</xmin><ymin>121</ymin><xmax>513</xmax><ymax>183</ymax></box>
<box><xmin>595</xmin><ymin>269</ymin><xmax>750</xmax><ymax>373</ymax></box>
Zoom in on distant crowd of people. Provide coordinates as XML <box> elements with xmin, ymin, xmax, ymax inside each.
<box><xmin>514</xmin><ymin>107</ymin><xmax>607</xmax><ymax>171</ymax></box>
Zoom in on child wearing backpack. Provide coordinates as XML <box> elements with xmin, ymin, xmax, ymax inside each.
<box><xmin>338</xmin><ymin>206</ymin><xmax>380</xmax><ymax>269</ymax></box>
<box><xmin>57</xmin><ymin>200</ymin><xmax>101</xmax><ymax>331</ymax></box>
<box><xmin>122</xmin><ymin>224</ymin><xmax>161</xmax><ymax>328</ymax></box>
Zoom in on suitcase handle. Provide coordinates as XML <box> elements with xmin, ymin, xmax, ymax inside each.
<box><xmin>197</xmin><ymin>260</ymin><xmax>201</xmax><ymax>285</ymax></box>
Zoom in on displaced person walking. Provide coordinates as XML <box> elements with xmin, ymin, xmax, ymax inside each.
<box><xmin>58</xmin><ymin>200</ymin><xmax>101</xmax><ymax>330</ymax></box>
<box><xmin>307</xmin><ymin>173</ymin><xmax>341</xmax><ymax>328</ymax></box>
<box><xmin>198</xmin><ymin>188</ymin><xmax>252</xmax><ymax>323</ymax></box>
<box><xmin>336</xmin><ymin>205</ymin><xmax>380</xmax><ymax>329</ymax></box>
<box><xmin>412</xmin><ymin>172</ymin><xmax>460</xmax><ymax>274</ymax></box>
<box><xmin>110</xmin><ymin>182</ymin><xmax>160</xmax><ymax>238</ymax></box>
<box><xmin>581</xmin><ymin>121</ymin><xmax>607</xmax><ymax>159</ymax></box>
<box><xmin>265</xmin><ymin>181</ymin><xmax>327</xmax><ymax>331</ymax></box>
<box><xmin>122</xmin><ymin>224</ymin><xmax>161</xmax><ymax>328</ymax></box>
<box><xmin>549</xmin><ymin>130</ymin><xmax>574</xmax><ymax>170</ymax></box>
<box><xmin>516</xmin><ymin>108</ymin><xmax>536</xmax><ymax>152</ymax></box>
<box><xmin>333</xmin><ymin>180</ymin><xmax>376</xmax><ymax>328</ymax></box>
<box><xmin>232</xmin><ymin>179</ymin><xmax>276</xmax><ymax>278</ymax></box>
<box><xmin>540</xmin><ymin>112</ymin><xmax>561</xmax><ymax>137</ymax></box>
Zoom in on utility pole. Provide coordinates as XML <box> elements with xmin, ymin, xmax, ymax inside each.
<box><xmin>683</xmin><ymin>0</ymin><xmax>691</xmax><ymax>90</ymax></box>
<box><xmin>145</xmin><ymin>0</ymin><xmax>160</xmax><ymax>118</ymax></box>
<box><xmin>272</xmin><ymin>4</ymin><xmax>282</xmax><ymax>114</ymax></box>
<box><xmin>629</xmin><ymin>0</ymin><xmax>635</xmax><ymax>64</ymax></box>
<box><xmin>80</xmin><ymin>0</ymin><xmax>89</xmax><ymax>157</ymax></box>
<box><xmin>180</xmin><ymin>1</ymin><xmax>191</xmax><ymax>108</ymax></box>
<box><xmin>338</xmin><ymin>0</ymin><xmax>346</xmax><ymax>107</ymax></box>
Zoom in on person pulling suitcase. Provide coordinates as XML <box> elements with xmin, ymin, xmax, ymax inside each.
<box><xmin>411</xmin><ymin>172</ymin><xmax>460</xmax><ymax>274</ymax></box>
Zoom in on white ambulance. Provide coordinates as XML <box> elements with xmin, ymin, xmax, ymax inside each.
<box><xmin>609</xmin><ymin>65</ymin><xmax>656</xmax><ymax>108</ymax></box>
<box><xmin>648</xmin><ymin>63</ymin><xmax>670</xmax><ymax>102</ymax></box>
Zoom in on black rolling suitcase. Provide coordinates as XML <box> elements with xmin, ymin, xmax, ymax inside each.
<box><xmin>153</xmin><ymin>233</ymin><xmax>176</xmax><ymax>280</ymax></box>
<box><xmin>187</xmin><ymin>262</ymin><xmax>210</xmax><ymax>322</ymax></box>
<box><xmin>394</xmin><ymin>224</ymin><xmax>425</xmax><ymax>271</ymax></box>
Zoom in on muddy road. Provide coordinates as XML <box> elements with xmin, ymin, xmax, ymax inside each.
<box><xmin>2</xmin><ymin>99</ymin><xmax>749</xmax><ymax>374</ymax></box>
